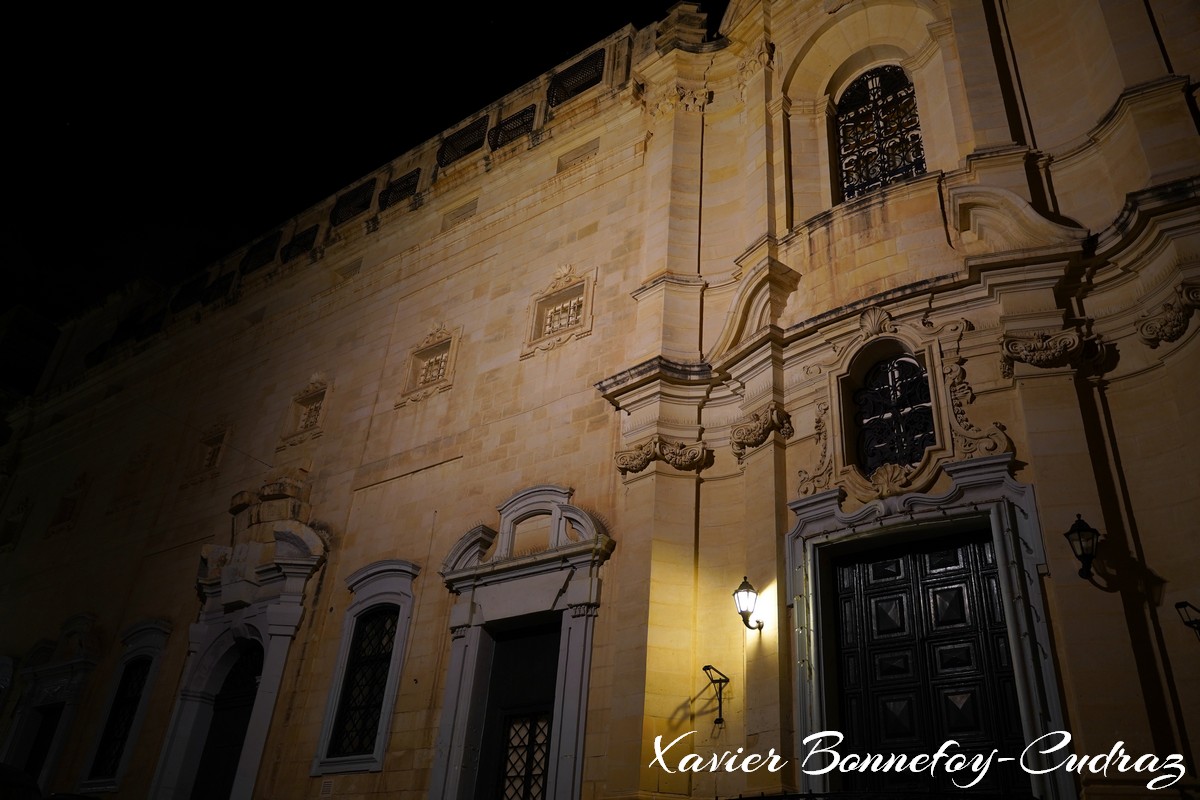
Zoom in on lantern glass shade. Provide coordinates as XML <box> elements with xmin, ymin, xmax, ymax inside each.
<box><xmin>1064</xmin><ymin>515</ymin><xmax>1099</xmax><ymax>559</ymax></box>
<box><xmin>1063</xmin><ymin>514</ymin><xmax>1100</xmax><ymax>578</ymax></box>
<box><xmin>733</xmin><ymin>576</ymin><xmax>757</xmax><ymax>617</ymax></box>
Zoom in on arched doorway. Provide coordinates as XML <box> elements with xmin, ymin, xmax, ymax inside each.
<box><xmin>188</xmin><ymin>640</ymin><xmax>263</xmax><ymax>799</ymax></box>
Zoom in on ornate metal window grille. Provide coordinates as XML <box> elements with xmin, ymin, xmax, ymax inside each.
<box><xmin>280</xmin><ymin>225</ymin><xmax>319</xmax><ymax>263</ymax></box>
<box><xmin>853</xmin><ymin>354</ymin><xmax>935</xmax><ymax>473</ymax></box>
<box><xmin>548</xmin><ymin>49</ymin><xmax>605</xmax><ymax>107</ymax></box>
<box><xmin>500</xmin><ymin>712</ymin><xmax>551</xmax><ymax>800</ymax></box>
<box><xmin>88</xmin><ymin>656</ymin><xmax>151</xmax><ymax>780</ymax></box>
<box><xmin>437</xmin><ymin>117</ymin><xmax>489</xmax><ymax>167</ymax></box>
<box><xmin>378</xmin><ymin>169</ymin><xmax>421</xmax><ymax>211</ymax></box>
<box><xmin>327</xmin><ymin>604</ymin><xmax>399</xmax><ymax>758</ymax></box>
<box><xmin>836</xmin><ymin>65</ymin><xmax>927</xmax><ymax>200</ymax></box>
<box><xmin>239</xmin><ymin>231</ymin><xmax>281</xmax><ymax>275</ymax></box>
<box><xmin>331</xmin><ymin>180</ymin><xmax>376</xmax><ymax>227</ymax></box>
<box><xmin>488</xmin><ymin>105</ymin><xmax>536</xmax><ymax>150</ymax></box>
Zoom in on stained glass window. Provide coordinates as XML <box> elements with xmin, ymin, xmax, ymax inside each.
<box><xmin>836</xmin><ymin>65</ymin><xmax>927</xmax><ymax>200</ymax></box>
<box><xmin>853</xmin><ymin>354</ymin><xmax>935</xmax><ymax>473</ymax></box>
<box><xmin>327</xmin><ymin>604</ymin><xmax>399</xmax><ymax>758</ymax></box>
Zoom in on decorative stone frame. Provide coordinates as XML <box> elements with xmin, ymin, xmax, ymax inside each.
<box><xmin>149</xmin><ymin>475</ymin><xmax>326</xmax><ymax>799</ymax></box>
<box><xmin>429</xmin><ymin>485</ymin><xmax>614</xmax><ymax>800</ymax></box>
<box><xmin>278</xmin><ymin>377</ymin><xmax>330</xmax><ymax>450</ymax></box>
<box><xmin>786</xmin><ymin>454</ymin><xmax>1072</xmax><ymax>799</ymax></box>
<box><xmin>0</xmin><ymin>614</ymin><xmax>101</xmax><ymax>791</ymax></box>
<box><xmin>77</xmin><ymin>619</ymin><xmax>171</xmax><ymax>794</ymax></box>
<box><xmin>312</xmin><ymin>560</ymin><xmax>420</xmax><ymax>775</ymax></box>
<box><xmin>182</xmin><ymin>424</ymin><xmax>230</xmax><ymax>486</ymax></box>
<box><xmin>396</xmin><ymin>323</ymin><xmax>461</xmax><ymax>406</ymax></box>
<box><xmin>520</xmin><ymin>266</ymin><xmax>596</xmax><ymax>359</ymax></box>
<box><xmin>800</xmin><ymin>308</ymin><xmax>1009</xmax><ymax>503</ymax></box>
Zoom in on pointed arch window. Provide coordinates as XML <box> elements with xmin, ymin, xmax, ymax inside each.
<box><xmin>835</xmin><ymin>65</ymin><xmax>927</xmax><ymax>200</ymax></box>
<box><xmin>853</xmin><ymin>353</ymin><xmax>935</xmax><ymax>474</ymax></box>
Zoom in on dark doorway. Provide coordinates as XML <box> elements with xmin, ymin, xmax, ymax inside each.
<box><xmin>830</xmin><ymin>531</ymin><xmax>1028</xmax><ymax>794</ymax></box>
<box><xmin>189</xmin><ymin>640</ymin><xmax>263</xmax><ymax>800</ymax></box>
<box><xmin>475</xmin><ymin>616</ymin><xmax>561</xmax><ymax>800</ymax></box>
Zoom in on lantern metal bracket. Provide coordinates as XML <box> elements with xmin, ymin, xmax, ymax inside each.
<box><xmin>702</xmin><ymin>665</ymin><xmax>729</xmax><ymax>725</ymax></box>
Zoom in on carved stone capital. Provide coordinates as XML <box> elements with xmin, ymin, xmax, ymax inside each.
<box><xmin>999</xmin><ymin>329</ymin><xmax>1085</xmax><ymax>377</ymax></box>
<box><xmin>678</xmin><ymin>86</ymin><xmax>712</xmax><ymax>113</ymax></box>
<box><xmin>1137</xmin><ymin>283</ymin><xmax>1200</xmax><ymax>348</ymax></box>
<box><xmin>615</xmin><ymin>435</ymin><xmax>711</xmax><ymax>475</ymax></box>
<box><xmin>569</xmin><ymin>602</ymin><xmax>600</xmax><ymax>619</ymax></box>
<box><xmin>731</xmin><ymin>403</ymin><xmax>794</xmax><ymax>463</ymax></box>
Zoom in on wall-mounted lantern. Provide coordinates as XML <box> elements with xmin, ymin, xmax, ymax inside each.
<box><xmin>1176</xmin><ymin>601</ymin><xmax>1200</xmax><ymax>641</ymax></box>
<box><xmin>1063</xmin><ymin>514</ymin><xmax>1100</xmax><ymax>579</ymax></box>
<box><xmin>733</xmin><ymin>576</ymin><xmax>765</xmax><ymax>630</ymax></box>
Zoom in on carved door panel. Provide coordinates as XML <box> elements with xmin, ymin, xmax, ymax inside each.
<box><xmin>834</xmin><ymin>532</ymin><xmax>1027</xmax><ymax>794</ymax></box>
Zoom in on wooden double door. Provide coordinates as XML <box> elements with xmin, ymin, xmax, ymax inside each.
<box><xmin>832</xmin><ymin>531</ymin><xmax>1030</xmax><ymax>795</ymax></box>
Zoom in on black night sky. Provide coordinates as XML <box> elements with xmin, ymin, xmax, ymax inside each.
<box><xmin>6</xmin><ymin>3</ymin><xmax>728</xmax><ymax>325</ymax></box>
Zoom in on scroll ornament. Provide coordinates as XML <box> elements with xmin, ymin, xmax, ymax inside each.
<box><xmin>944</xmin><ymin>360</ymin><xmax>1011</xmax><ymax>458</ymax></box>
<box><xmin>999</xmin><ymin>330</ymin><xmax>1084</xmax><ymax>378</ymax></box>
<box><xmin>796</xmin><ymin>402</ymin><xmax>833</xmax><ymax>496</ymax></box>
<box><xmin>1137</xmin><ymin>283</ymin><xmax>1200</xmax><ymax>348</ymax></box>
<box><xmin>731</xmin><ymin>404</ymin><xmax>794</xmax><ymax>463</ymax></box>
<box><xmin>615</xmin><ymin>435</ymin><xmax>710</xmax><ymax>475</ymax></box>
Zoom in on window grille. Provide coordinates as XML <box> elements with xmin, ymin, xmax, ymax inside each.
<box><xmin>418</xmin><ymin>351</ymin><xmax>448</xmax><ymax>385</ymax></box>
<box><xmin>88</xmin><ymin>657</ymin><xmax>151</xmax><ymax>780</ymax></box>
<box><xmin>853</xmin><ymin>354</ymin><xmax>935</xmax><ymax>473</ymax></box>
<box><xmin>298</xmin><ymin>396</ymin><xmax>324</xmax><ymax>430</ymax></box>
<box><xmin>378</xmin><ymin>169</ymin><xmax>421</xmax><ymax>211</ymax></box>
<box><xmin>488</xmin><ymin>106</ymin><xmax>536</xmax><ymax>150</ymax></box>
<box><xmin>239</xmin><ymin>232</ymin><xmax>281</xmax><ymax>275</ymax></box>
<box><xmin>281</xmin><ymin>225</ymin><xmax>319</xmax><ymax>262</ymax></box>
<box><xmin>437</xmin><ymin>117</ymin><xmax>489</xmax><ymax>167</ymax></box>
<box><xmin>327</xmin><ymin>604</ymin><xmax>399</xmax><ymax>758</ymax></box>
<box><xmin>331</xmin><ymin>180</ymin><xmax>376</xmax><ymax>227</ymax></box>
<box><xmin>548</xmin><ymin>50</ymin><xmax>605</xmax><ymax>107</ymax></box>
<box><xmin>542</xmin><ymin>297</ymin><xmax>582</xmax><ymax>336</ymax></box>
<box><xmin>501</xmin><ymin>712</ymin><xmax>551</xmax><ymax>800</ymax></box>
<box><xmin>836</xmin><ymin>65</ymin><xmax>927</xmax><ymax>200</ymax></box>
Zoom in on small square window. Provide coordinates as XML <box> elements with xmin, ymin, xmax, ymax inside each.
<box><xmin>397</xmin><ymin>325</ymin><xmax>460</xmax><ymax>407</ymax></box>
<box><xmin>521</xmin><ymin>266</ymin><xmax>595</xmax><ymax>359</ymax></box>
<box><xmin>183</xmin><ymin>426</ymin><xmax>230</xmax><ymax>486</ymax></box>
<box><xmin>278</xmin><ymin>379</ymin><xmax>330</xmax><ymax>451</ymax></box>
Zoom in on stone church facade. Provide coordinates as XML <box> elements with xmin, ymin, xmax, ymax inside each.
<box><xmin>1</xmin><ymin>1</ymin><xmax>1197</xmax><ymax>798</ymax></box>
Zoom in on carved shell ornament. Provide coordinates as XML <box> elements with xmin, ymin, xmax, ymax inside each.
<box><xmin>860</xmin><ymin>306</ymin><xmax>899</xmax><ymax>339</ymax></box>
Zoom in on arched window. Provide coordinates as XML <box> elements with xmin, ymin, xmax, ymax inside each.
<box><xmin>313</xmin><ymin>560</ymin><xmax>419</xmax><ymax>775</ymax></box>
<box><xmin>853</xmin><ymin>353</ymin><xmax>934</xmax><ymax>473</ymax></box>
<box><xmin>835</xmin><ymin>65</ymin><xmax>927</xmax><ymax>200</ymax></box>
<box><xmin>327</xmin><ymin>604</ymin><xmax>400</xmax><ymax>758</ymax></box>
